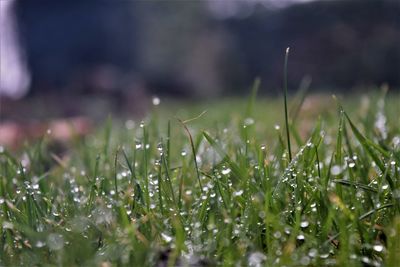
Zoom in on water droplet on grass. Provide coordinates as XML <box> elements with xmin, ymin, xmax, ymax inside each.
<box><xmin>331</xmin><ymin>165</ymin><xmax>342</xmax><ymax>175</ymax></box>
<box><xmin>233</xmin><ymin>190</ymin><xmax>243</xmax><ymax>197</ymax></box>
<box><xmin>273</xmin><ymin>231</ymin><xmax>281</xmax><ymax>239</ymax></box>
<box><xmin>308</xmin><ymin>248</ymin><xmax>318</xmax><ymax>258</ymax></box>
<box><xmin>244</xmin><ymin>117</ymin><xmax>255</xmax><ymax>126</ymax></box>
<box><xmin>300</xmin><ymin>221</ymin><xmax>309</xmax><ymax>228</ymax></box>
<box><xmin>300</xmin><ymin>256</ymin><xmax>310</xmax><ymax>266</ymax></box>
<box><xmin>224</xmin><ymin>218</ymin><xmax>232</xmax><ymax>224</ymax></box>
<box><xmin>35</xmin><ymin>240</ymin><xmax>46</xmax><ymax>248</ymax></box>
<box><xmin>319</xmin><ymin>253</ymin><xmax>329</xmax><ymax>259</ymax></box>
<box><xmin>221</xmin><ymin>168</ymin><xmax>231</xmax><ymax>175</ymax></box>
<box><xmin>157</xmin><ymin>143</ymin><xmax>163</xmax><ymax>152</ymax></box>
<box><xmin>296</xmin><ymin>234</ymin><xmax>305</xmax><ymax>241</ymax></box>
<box><xmin>47</xmin><ymin>234</ymin><xmax>64</xmax><ymax>250</ymax></box>
<box><xmin>152</xmin><ymin>96</ymin><xmax>161</xmax><ymax>106</ymax></box>
<box><xmin>125</xmin><ymin>120</ymin><xmax>135</xmax><ymax>129</ymax></box>
<box><xmin>161</xmin><ymin>233</ymin><xmax>172</xmax><ymax>243</ymax></box>
<box><xmin>135</xmin><ymin>141</ymin><xmax>142</xmax><ymax>149</ymax></box>
<box><xmin>373</xmin><ymin>244</ymin><xmax>384</xmax><ymax>252</ymax></box>
<box><xmin>248</xmin><ymin>252</ymin><xmax>266</xmax><ymax>267</ymax></box>
<box><xmin>349</xmin><ymin>254</ymin><xmax>357</xmax><ymax>259</ymax></box>
<box><xmin>361</xmin><ymin>256</ymin><xmax>371</xmax><ymax>265</ymax></box>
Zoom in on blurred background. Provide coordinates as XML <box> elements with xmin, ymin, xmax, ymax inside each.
<box><xmin>0</xmin><ymin>0</ymin><xmax>399</xmax><ymax>123</ymax></box>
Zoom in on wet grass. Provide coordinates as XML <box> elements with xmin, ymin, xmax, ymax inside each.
<box><xmin>0</xmin><ymin>90</ymin><xmax>399</xmax><ymax>266</ymax></box>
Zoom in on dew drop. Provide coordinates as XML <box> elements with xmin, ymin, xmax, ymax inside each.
<box><xmin>361</xmin><ymin>256</ymin><xmax>371</xmax><ymax>265</ymax></box>
<box><xmin>300</xmin><ymin>221</ymin><xmax>309</xmax><ymax>228</ymax></box>
<box><xmin>248</xmin><ymin>252</ymin><xmax>266</xmax><ymax>267</ymax></box>
<box><xmin>308</xmin><ymin>248</ymin><xmax>318</xmax><ymax>258</ymax></box>
<box><xmin>300</xmin><ymin>256</ymin><xmax>310</xmax><ymax>266</ymax></box>
<box><xmin>224</xmin><ymin>218</ymin><xmax>232</xmax><ymax>224</ymax></box>
<box><xmin>161</xmin><ymin>233</ymin><xmax>172</xmax><ymax>243</ymax></box>
<box><xmin>135</xmin><ymin>141</ymin><xmax>142</xmax><ymax>149</ymax></box>
<box><xmin>157</xmin><ymin>143</ymin><xmax>163</xmax><ymax>151</ymax></box>
<box><xmin>152</xmin><ymin>96</ymin><xmax>161</xmax><ymax>106</ymax></box>
<box><xmin>331</xmin><ymin>165</ymin><xmax>342</xmax><ymax>176</ymax></box>
<box><xmin>125</xmin><ymin>120</ymin><xmax>135</xmax><ymax>130</ymax></box>
<box><xmin>319</xmin><ymin>254</ymin><xmax>330</xmax><ymax>260</ymax></box>
<box><xmin>373</xmin><ymin>244</ymin><xmax>384</xmax><ymax>252</ymax></box>
<box><xmin>296</xmin><ymin>234</ymin><xmax>305</xmax><ymax>241</ymax></box>
<box><xmin>221</xmin><ymin>168</ymin><xmax>231</xmax><ymax>175</ymax></box>
<box><xmin>244</xmin><ymin>117</ymin><xmax>255</xmax><ymax>126</ymax></box>
<box><xmin>233</xmin><ymin>190</ymin><xmax>243</xmax><ymax>197</ymax></box>
<box><xmin>273</xmin><ymin>231</ymin><xmax>281</xmax><ymax>239</ymax></box>
<box><xmin>47</xmin><ymin>233</ymin><xmax>64</xmax><ymax>250</ymax></box>
<box><xmin>35</xmin><ymin>240</ymin><xmax>46</xmax><ymax>248</ymax></box>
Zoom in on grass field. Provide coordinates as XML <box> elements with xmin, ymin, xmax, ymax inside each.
<box><xmin>0</xmin><ymin>88</ymin><xmax>399</xmax><ymax>266</ymax></box>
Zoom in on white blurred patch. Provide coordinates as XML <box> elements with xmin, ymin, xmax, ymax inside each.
<box><xmin>0</xmin><ymin>0</ymin><xmax>30</xmax><ymax>99</ymax></box>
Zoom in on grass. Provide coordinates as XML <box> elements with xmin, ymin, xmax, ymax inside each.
<box><xmin>0</xmin><ymin>89</ymin><xmax>399</xmax><ymax>266</ymax></box>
